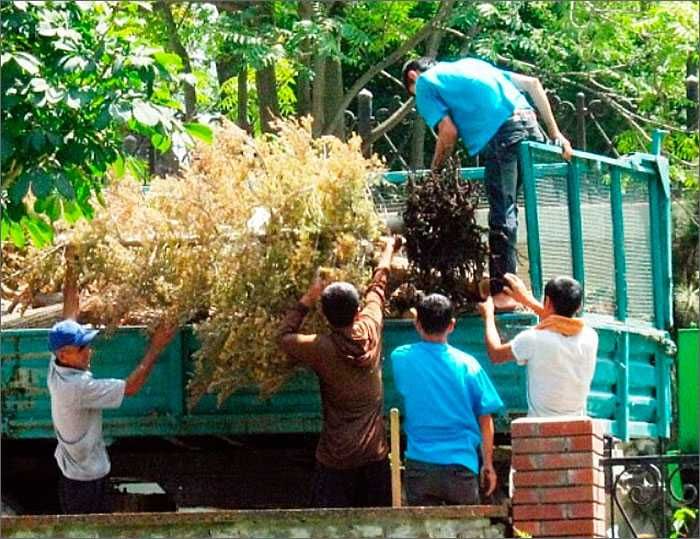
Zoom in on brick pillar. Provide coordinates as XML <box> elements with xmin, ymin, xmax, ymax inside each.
<box><xmin>511</xmin><ymin>417</ymin><xmax>606</xmax><ymax>538</ymax></box>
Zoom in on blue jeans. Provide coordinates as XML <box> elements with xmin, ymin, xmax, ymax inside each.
<box><xmin>482</xmin><ymin>111</ymin><xmax>545</xmax><ymax>295</ymax></box>
<box><xmin>405</xmin><ymin>458</ymin><xmax>480</xmax><ymax>506</ymax></box>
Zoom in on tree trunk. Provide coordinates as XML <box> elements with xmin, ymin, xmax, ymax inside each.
<box><xmin>254</xmin><ymin>2</ymin><xmax>280</xmax><ymax>133</ymax></box>
<box><xmin>216</xmin><ymin>58</ymin><xmax>235</xmax><ymax>88</ymax></box>
<box><xmin>255</xmin><ymin>65</ymin><xmax>280</xmax><ymax>133</ymax></box>
<box><xmin>323</xmin><ymin>53</ymin><xmax>345</xmax><ymax>139</ymax></box>
<box><xmin>311</xmin><ymin>51</ymin><xmax>327</xmax><ymax>137</ymax></box>
<box><xmin>295</xmin><ymin>0</ymin><xmax>313</xmax><ymax>118</ymax></box>
<box><xmin>157</xmin><ymin>1</ymin><xmax>197</xmax><ymax>120</ymax></box>
<box><xmin>238</xmin><ymin>62</ymin><xmax>250</xmax><ymax>132</ymax></box>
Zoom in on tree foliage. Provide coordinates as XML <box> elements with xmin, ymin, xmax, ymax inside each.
<box><xmin>0</xmin><ymin>1</ymin><xmax>210</xmax><ymax>248</ymax></box>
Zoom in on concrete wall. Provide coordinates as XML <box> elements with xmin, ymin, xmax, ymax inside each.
<box><xmin>1</xmin><ymin>506</ymin><xmax>507</xmax><ymax>539</ymax></box>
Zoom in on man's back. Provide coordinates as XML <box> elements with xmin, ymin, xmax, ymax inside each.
<box><xmin>309</xmin><ymin>327</ymin><xmax>386</xmax><ymax>469</ymax></box>
<box><xmin>415</xmin><ymin>58</ymin><xmax>531</xmax><ymax>155</ymax></box>
<box><xmin>511</xmin><ymin>325</ymin><xmax>598</xmax><ymax>417</ymax></box>
<box><xmin>48</xmin><ymin>359</ymin><xmax>125</xmax><ymax>480</ymax></box>
<box><xmin>278</xmin><ymin>267</ymin><xmax>390</xmax><ymax>469</ymax></box>
<box><xmin>391</xmin><ymin>342</ymin><xmax>502</xmax><ymax>474</ymax></box>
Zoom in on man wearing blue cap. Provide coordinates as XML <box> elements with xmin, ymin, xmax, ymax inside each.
<box><xmin>48</xmin><ymin>260</ymin><xmax>174</xmax><ymax>514</ymax></box>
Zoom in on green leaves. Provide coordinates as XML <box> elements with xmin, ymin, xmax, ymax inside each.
<box><xmin>54</xmin><ymin>172</ymin><xmax>75</xmax><ymax>199</ymax></box>
<box><xmin>10</xmin><ymin>51</ymin><xmax>41</xmax><ymax>74</ymax></box>
<box><xmin>184</xmin><ymin>123</ymin><xmax>213</xmax><ymax>144</ymax></box>
<box><xmin>8</xmin><ymin>175</ymin><xmax>30</xmax><ymax>204</ymax></box>
<box><xmin>132</xmin><ymin>100</ymin><xmax>162</xmax><ymax>127</ymax></box>
<box><xmin>154</xmin><ymin>51</ymin><xmax>183</xmax><ymax>71</ymax></box>
<box><xmin>151</xmin><ymin>133</ymin><xmax>172</xmax><ymax>152</ymax></box>
<box><xmin>1</xmin><ymin>0</ymin><xmax>203</xmax><ymax>247</ymax></box>
<box><xmin>30</xmin><ymin>170</ymin><xmax>53</xmax><ymax>198</ymax></box>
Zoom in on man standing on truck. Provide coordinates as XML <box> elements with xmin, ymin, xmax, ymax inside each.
<box><xmin>278</xmin><ymin>237</ymin><xmax>402</xmax><ymax>508</ymax></box>
<box><xmin>391</xmin><ymin>294</ymin><xmax>504</xmax><ymax>505</ymax></box>
<box><xmin>478</xmin><ymin>273</ymin><xmax>597</xmax><ymax>418</ymax></box>
<box><xmin>47</xmin><ymin>246</ymin><xmax>175</xmax><ymax>514</ymax></box>
<box><xmin>402</xmin><ymin>57</ymin><xmax>573</xmax><ymax>312</ymax></box>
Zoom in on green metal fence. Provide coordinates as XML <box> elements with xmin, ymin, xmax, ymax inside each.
<box><xmin>378</xmin><ymin>131</ymin><xmax>675</xmax><ymax>441</ymax></box>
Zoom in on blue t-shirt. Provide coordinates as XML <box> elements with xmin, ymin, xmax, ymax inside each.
<box><xmin>391</xmin><ymin>341</ymin><xmax>504</xmax><ymax>474</ymax></box>
<box><xmin>415</xmin><ymin>58</ymin><xmax>531</xmax><ymax>156</ymax></box>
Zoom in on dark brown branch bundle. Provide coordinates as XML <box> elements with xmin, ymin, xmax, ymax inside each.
<box><xmin>401</xmin><ymin>159</ymin><xmax>488</xmax><ymax>313</ymax></box>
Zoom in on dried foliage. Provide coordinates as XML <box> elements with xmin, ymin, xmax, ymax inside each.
<box><xmin>2</xmin><ymin>120</ymin><xmax>384</xmax><ymax>406</ymax></box>
<box><xmin>400</xmin><ymin>159</ymin><xmax>488</xmax><ymax>313</ymax></box>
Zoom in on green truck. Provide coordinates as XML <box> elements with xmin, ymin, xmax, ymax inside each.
<box><xmin>1</xmin><ymin>138</ymin><xmax>679</xmax><ymax>443</ymax></box>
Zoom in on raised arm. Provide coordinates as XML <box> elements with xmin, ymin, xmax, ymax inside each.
<box><xmin>478</xmin><ymin>297</ymin><xmax>514</xmax><ymax>364</ymax></box>
<box><xmin>506</xmin><ymin>72</ymin><xmax>572</xmax><ymax>160</ymax></box>
<box><xmin>124</xmin><ymin>322</ymin><xmax>176</xmax><ymax>396</ymax></box>
<box><xmin>361</xmin><ymin>236</ymin><xmax>402</xmax><ymax>326</ymax></box>
<box><xmin>277</xmin><ymin>278</ymin><xmax>324</xmax><ymax>366</ymax></box>
<box><xmin>503</xmin><ymin>273</ymin><xmax>546</xmax><ymax>318</ymax></box>
<box><xmin>62</xmin><ymin>244</ymin><xmax>79</xmax><ymax>320</ymax></box>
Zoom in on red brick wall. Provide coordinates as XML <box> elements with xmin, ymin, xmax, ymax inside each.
<box><xmin>511</xmin><ymin>417</ymin><xmax>607</xmax><ymax>538</ymax></box>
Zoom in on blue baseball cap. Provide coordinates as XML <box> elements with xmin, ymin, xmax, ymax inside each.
<box><xmin>48</xmin><ymin>320</ymin><xmax>99</xmax><ymax>352</ymax></box>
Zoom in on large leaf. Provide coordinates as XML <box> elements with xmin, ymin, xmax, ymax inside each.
<box><xmin>30</xmin><ymin>170</ymin><xmax>54</xmax><ymax>198</ymax></box>
<box><xmin>12</xmin><ymin>52</ymin><xmax>41</xmax><ymax>75</ymax></box>
<box><xmin>132</xmin><ymin>100</ymin><xmax>161</xmax><ymax>127</ymax></box>
<box><xmin>25</xmin><ymin>215</ymin><xmax>53</xmax><ymax>247</ymax></box>
<box><xmin>9</xmin><ymin>220</ymin><xmax>25</xmax><ymax>248</ymax></box>
<box><xmin>38</xmin><ymin>194</ymin><xmax>62</xmax><ymax>222</ymax></box>
<box><xmin>54</xmin><ymin>172</ymin><xmax>75</xmax><ymax>199</ymax></box>
<box><xmin>62</xmin><ymin>199</ymin><xmax>83</xmax><ymax>224</ymax></box>
<box><xmin>184</xmin><ymin>123</ymin><xmax>213</xmax><ymax>144</ymax></box>
<box><xmin>154</xmin><ymin>51</ymin><xmax>183</xmax><ymax>71</ymax></box>
<box><xmin>125</xmin><ymin>155</ymin><xmax>147</xmax><ymax>181</ymax></box>
<box><xmin>111</xmin><ymin>154</ymin><xmax>125</xmax><ymax>179</ymax></box>
<box><xmin>8</xmin><ymin>174</ymin><xmax>30</xmax><ymax>204</ymax></box>
<box><xmin>0</xmin><ymin>216</ymin><xmax>9</xmax><ymax>242</ymax></box>
<box><xmin>151</xmin><ymin>132</ymin><xmax>172</xmax><ymax>153</ymax></box>
<box><xmin>60</xmin><ymin>55</ymin><xmax>88</xmax><ymax>72</ymax></box>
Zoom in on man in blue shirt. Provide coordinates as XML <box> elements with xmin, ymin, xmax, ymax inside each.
<box><xmin>391</xmin><ymin>294</ymin><xmax>504</xmax><ymax>505</ymax></box>
<box><xmin>402</xmin><ymin>57</ymin><xmax>573</xmax><ymax>311</ymax></box>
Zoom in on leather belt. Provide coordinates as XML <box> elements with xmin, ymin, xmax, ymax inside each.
<box><xmin>511</xmin><ymin>109</ymin><xmax>536</xmax><ymax>121</ymax></box>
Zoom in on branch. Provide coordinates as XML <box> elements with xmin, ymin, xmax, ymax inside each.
<box><xmin>323</xmin><ymin>0</ymin><xmax>456</xmax><ymax>134</ymax></box>
<box><xmin>369</xmin><ymin>98</ymin><xmax>415</xmax><ymax>144</ymax></box>
<box><xmin>381</xmin><ymin>70</ymin><xmax>404</xmax><ymax>91</ymax></box>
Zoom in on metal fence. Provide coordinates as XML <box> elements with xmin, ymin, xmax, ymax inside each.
<box><xmin>602</xmin><ymin>437</ymin><xmax>700</xmax><ymax>539</ymax></box>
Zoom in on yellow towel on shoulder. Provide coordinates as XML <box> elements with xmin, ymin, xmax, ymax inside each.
<box><xmin>536</xmin><ymin>314</ymin><xmax>584</xmax><ymax>336</ymax></box>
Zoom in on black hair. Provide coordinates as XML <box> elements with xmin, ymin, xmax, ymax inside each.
<box><xmin>416</xmin><ymin>293</ymin><xmax>454</xmax><ymax>335</ymax></box>
<box><xmin>401</xmin><ymin>56</ymin><xmax>437</xmax><ymax>90</ymax></box>
<box><xmin>544</xmin><ymin>276</ymin><xmax>583</xmax><ymax>317</ymax></box>
<box><xmin>321</xmin><ymin>282</ymin><xmax>360</xmax><ymax>328</ymax></box>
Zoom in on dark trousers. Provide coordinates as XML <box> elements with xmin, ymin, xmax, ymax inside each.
<box><xmin>483</xmin><ymin>112</ymin><xmax>545</xmax><ymax>295</ymax></box>
<box><xmin>310</xmin><ymin>458</ymin><xmax>391</xmax><ymax>508</ymax></box>
<box><xmin>405</xmin><ymin>458</ymin><xmax>480</xmax><ymax>506</ymax></box>
<box><xmin>59</xmin><ymin>474</ymin><xmax>109</xmax><ymax>514</ymax></box>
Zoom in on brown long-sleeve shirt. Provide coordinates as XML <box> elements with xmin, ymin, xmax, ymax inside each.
<box><xmin>278</xmin><ymin>268</ymin><xmax>389</xmax><ymax>469</ymax></box>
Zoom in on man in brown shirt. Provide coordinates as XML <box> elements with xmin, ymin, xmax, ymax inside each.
<box><xmin>278</xmin><ymin>236</ymin><xmax>401</xmax><ymax>508</ymax></box>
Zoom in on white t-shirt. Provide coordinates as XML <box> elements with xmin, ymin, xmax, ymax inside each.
<box><xmin>510</xmin><ymin>326</ymin><xmax>598</xmax><ymax>418</ymax></box>
<box><xmin>47</xmin><ymin>359</ymin><xmax>125</xmax><ymax>480</ymax></box>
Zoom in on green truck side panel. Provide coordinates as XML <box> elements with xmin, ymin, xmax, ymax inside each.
<box><xmin>677</xmin><ymin>329</ymin><xmax>699</xmax><ymax>453</ymax></box>
<box><xmin>1</xmin><ymin>141</ymin><xmax>675</xmax><ymax>442</ymax></box>
<box><xmin>1</xmin><ymin>315</ymin><xmax>673</xmax><ymax>441</ymax></box>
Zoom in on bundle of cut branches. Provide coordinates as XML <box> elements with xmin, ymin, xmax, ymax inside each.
<box><xmin>1</xmin><ymin>119</ymin><xmax>384</xmax><ymax>406</ymax></box>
